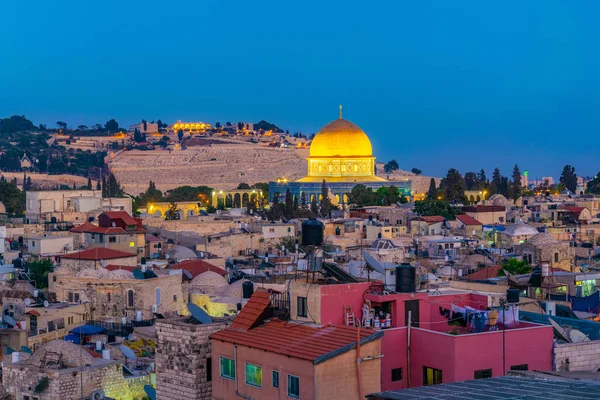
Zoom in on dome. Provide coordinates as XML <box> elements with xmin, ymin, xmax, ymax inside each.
<box><xmin>166</xmin><ymin>245</ymin><xmax>198</xmax><ymax>261</ymax></box>
<box><xmin>527</xmin><ymin>232</ymin><xmax>559</xmax><ymax>246</ymax></box>
<box><xmin>191</xmin><ymin>271</ymin><xmax>228</xmax><ymax>286</ymax></box>
<box><xmin>488</xmin><ymin>194</ymin><xmax>511</xmax><ymax>207</ymax></box>
<box><xmin>503</xmin><ymin>222</ymin><xmax>539</xmax><ymax>237</ymax></box>
<box><xmin>309</xmin><ymin>119</ymin><xmax>372</xmax><ymax>158</ymax></box>
<box><xmin>29</xmin><ymin>340</ymin><xmax>95</xmax><ymax>368</ymax></box>
<box><xmin>110</xmin><ymin>269</ymin><xmax>135</xmax><ymax>279</ymax></box>
<box><xmin>76</xmin><ymin>268</ymin><xmax>111</xmax><ymax>278</ymax></box>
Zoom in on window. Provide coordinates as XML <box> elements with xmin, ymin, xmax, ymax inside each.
<box><xmin>499</xmin><ymin>217</ymin><xmax>504</xmax><ymax>223</ymax></box>
<box><xmin>74</xmin><ymin>293</ymin><xmax>80</xmax><ymax>303</ymax></box>
<box><xmin>107</xmin><ymin>293</ymin><xmax>111</xmax><ymax>302</ymax></box>
<box><xmin>269</xmin><ymin>228</ymin><xmax>275</xmax><ymax>233</ymax></box>
<box><xmin>391</xmin><ymin>368</ymin><xmax>403</xmax><ymax>382</ymax></box>
<box><xmin>287</xmin><ymin>375</ymin><xmax>300</xmax><ymax>398</ymax></box>
<box><xmin>297</xmin><ymin>296</ymin><xmax>307</xmax><ymax>318</ymax></box>
<box><xmin>474</xmin><ymin>369</ymin><xmax>492</xmax><ymax>379</ymax></box>
<box><xmin>31</xmin><ymin>241</ymin><xmax>35</xmax><ymax>247</ymax></box>
<box><xmin>423</xmin><ymin>366</ymin><xmax>442</xmax><ymax>386</ymax></box>
<box><xmin>68</xmin><ymin>292</ymin><xmax>73</xmax><ymax>302</ymax></box>
<box><xmin>98</xmin><ymin>235</ymin><xmax>104</xmax><ymax>243</ymax></box>
<box><xmin>510</xmin><ymin>364</ymin><xmax>528</xmax><ymax>371</ymax></box>
<box><xmin>220</xmin><ymin>357</ymin><xmax>235</xmax><ymax>380</ymax></box>
<box><xmin>554</xmin><ymin>253</ymin><xmax>559</xmax><ymax>263</ymax></box>
<box><xmin>207</xmin><ymin>357</ymin><xmax>212</xmax><ymax>382</ymax></box>
<box><xmin>272</xmin><ymin>371</ymin><xmax>280</xmax><ymax>388</ymax></box>
<box><xmin>109</xmin><ymin>236</ymin><xmax>117</xmax><ymax>243</ymax></box>
<box><xmin>173</xmin><ymin>295</ymin><xmax>177</xmax><ymax>302</ymax></box>
<box><xmin>129</xmin><ymin>241</ymin><xmax>135</xmax><ymax>247</ymax></box>
<box><xmin>245</xmin><ymin>363</ymin><xmax>262</xmax><ymax>388</ymax></box>
<box><xmin>127</xmin><ymin>290</ymin><xmax>135</xmax><ymax>308</ymax></box>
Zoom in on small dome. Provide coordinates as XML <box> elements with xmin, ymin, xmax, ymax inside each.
<box><xmin>503</xmin><ymin>222</ymin><xmax>539</xmax><ymax>237</ymax></box>
<box><xmin>76</xmin><ymin>268</ymin><xmax>111</xmax><ymax>278</ymax></box>
<box><xmin>527</xmin><ymin>232</ymin><xmax>559</xmax><ymax>246</ymax></box>
<box><xmin>110</xmin><ymin>269</ymin><xmax>135</xmax><ymax>279</ymax></box>
<box><xmin>310</xmin><ymin>118</ymin><xmax>372</xmax><ymax>158</ymax></box>
<box><xmin>191</xmin><ymin>271</ymin><xmax>228</xmax><ymax>286</ymax></box>
<box><xmin>489</xmin><ymin>194</ymin><xmax>511</xmax><ymax>206</ymax></box>
<box><xmin>166</xmin><ymin>245</ymin><xmax>198</xmax><ymax>261</ymax></box>
<box><xmin>29</xmin><ymin>340</ymin><xmax>95</xmax><ymax>367</ymax></box>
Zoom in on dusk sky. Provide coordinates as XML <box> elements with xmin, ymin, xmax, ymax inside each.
<box><xmin>1</xmin><ymin>1</ymin><xmax>599</xmax><ymax>179</ymax></box>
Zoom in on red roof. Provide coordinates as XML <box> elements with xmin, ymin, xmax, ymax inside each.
<box><xmin>229</xmin><ymin>290</ymin><xmax>272</xmax><ymax>331</ymax></box>
<box><xmin>62</xmin><ymin>248</ymin><xmax>137</xmax><ymax>260</ymax></box>
<box><xmin>70</xmin><ymin>222</ymin><xmax>98</xmax><ymax>233</ymax></box>
<box><xmin>105</xmin><ymin>264</ymin><xmax>137</xmax><ymax>272</ymax></box>
<box><xmin>170</xmin><ymin>259</ymin><xmax>227</xmax><ymax>279</ymax></box>
<box><xmin>456</xmin><ymin>214</ymin><xmax>483</xmax><ymax>226</ymax></box>
<box><xmin>211</xmin><ymin>318</ymin><xmax>381</xmax><ymax>363</ymax></box>
<box><xmin>102</xmin><ymin>211</ymin><xmax>139</xmax><ymax>225</ymax></box>
<box><xmin>462</xmin><ymin>205</ymin><xmax>506</xmax><ymax>213</ymax></box>
<box><xmin>146</xmin><ymin>233</ymin><xmax>161</xmax><ymax>242</ymax></box>
<box><xmin>462</xmin><ymin>265</ymin><xmax>502</xmax><ymax>280</ymax></box>
<box><xmin>560</xmin><ymin>206</ymin><xmax>585</xmax><ymax>214</ymax></box>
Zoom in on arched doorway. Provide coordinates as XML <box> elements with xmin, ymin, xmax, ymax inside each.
<box><xmin>234</xmin><ymin>193</ymin><xmax>242</xmax><ymax>208</ymax></box>
<box><xmin>242</xmin><ymin>193</ymin><xmax>250</xmax><ymax>208</ymax></box>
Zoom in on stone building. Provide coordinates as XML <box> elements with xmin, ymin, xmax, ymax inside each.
<box><xmin>155</xmin><ymin>316</ymin><xmax>231</xmax><ymax>400</ymax></box>
<box><xmin>515</xmin><ymin>232</ymin><xmax>572</xmax><ymax>271</ymax></box>
<box><xmin>59</xmin><ymin>247</ymin><xmax>138</xmax><ymax>271</ymax></box>
<box><xmin>49</xmin><ymin>266</ymin><xmax>184</xmax><ymax>320</ymax></box>
<box><xmin>2</xmin><ymin>339</ymin><xmax>147</xmax><ymax>400</ymax></box>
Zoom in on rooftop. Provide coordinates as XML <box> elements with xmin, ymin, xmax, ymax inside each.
<box><xmin>62</xmin><ymin>248</ymin><xmax>137</xmax><ymax>260</ymax></box>
<box><xmin>367</xmin><ymin>375</ymin><xmax>600</xmax><ymax>400</ymax></box>
<box><xmin>170</xmin><ymin>259</ymin><xmax>227</xmax><ymax>279</ymax></box>
<box><xmin>456</xmin><ymin>214</ymin><xmax>483</xmax><ymax>226</ymax></box>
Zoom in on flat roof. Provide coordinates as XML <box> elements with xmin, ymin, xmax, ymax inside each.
<box><xmin>367</xmin><ymin>375</ymin><xmax>600</xmax><ymax>400</ymax></box>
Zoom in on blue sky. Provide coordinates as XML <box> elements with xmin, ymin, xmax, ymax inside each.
<box><xmin>1</xmin><ymin>1</ymin><xmax>599</xmax><ymax>179</ymax></box>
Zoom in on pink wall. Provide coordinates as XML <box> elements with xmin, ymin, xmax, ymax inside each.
<box><xmin>409</xmin><ymin>328</ymin><xmax>456</xmax><ymax>387</ymax></box>
<box><xmin>320</xmin><ymin>282</ymin><xmax>372</xmax><ymax>325</ymax></box>
<box><xmin>380</xmin><ymin>328</ymin><xmax>408</xmax><ymax>391</ymax></box>
<box><xmin>211</xmin><ymin>340</ymin><xmax>316</xmax><ymax>400</ymax></box>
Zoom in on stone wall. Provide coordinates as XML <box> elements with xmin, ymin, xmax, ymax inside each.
<box><xmin>554</xmin><ymin>341</ymin><xmax>600</xmax><ymax>372</ymax></box>
<box><xmin>155</xmin><ymin>318</ymin><xmax>231</xmax><ymax>400</ymax></box>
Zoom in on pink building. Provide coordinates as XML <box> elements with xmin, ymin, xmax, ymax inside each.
<box><xmin>211</xmin><ymin>290</ymin><xmax>383</xmax><ymax>400</ymax></box>
<box><xmin>289</xmin><ymin>280</ymin><xmax>554</xmax><ymax>392</ymax></box>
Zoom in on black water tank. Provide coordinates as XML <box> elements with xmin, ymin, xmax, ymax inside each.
<box><xmin>530</xmin><ymin>268</ymin><xmax>542</xmax><ymax>287</ymax></box>
<box><xmin>395</xmin><ymin>265</ymin><xmax>416</xmax><ymax>293</ymax></box>
<box><xmin>242</xmin><ymin>281</ymin><xmax>254</xmax><ymax>299</ymax></box>
<box><xmin>507</xmin><ymin>288</ymin><xmax>520</xmax><ymax>303</ymax></box>
<box><xmin>302</xmin><ymin>219</ymin><xmax>324</xmax><ymax>246</ymax></box>
<box><xmin>141</xmin><ymin>257</ymin><xmax>147</xmax><ymax>265</ymax></box>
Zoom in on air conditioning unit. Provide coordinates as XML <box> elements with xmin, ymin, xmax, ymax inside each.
<box><xmin>152</xmin><ymin>304</ymin><xmax>158</xmax><ymax>313</ymax></box>
<box><xmin>91</xmin><ymin>389</ymin><xmax>105</xmax><ymax>400</ymax></box>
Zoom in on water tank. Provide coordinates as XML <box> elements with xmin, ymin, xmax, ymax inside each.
<box><xmin>395</xmin><ymin>265</ymin><xmax>416</xmax><ymax>293</ymax></box>
<box><xmin>141</xmin><ymin>257</ymin><xmax>147</xmax><ymax>265</ymax></box>
<box><xmin>242</xmin><ymin>281</ymin><xmax>254</xmax><ymax>299</ymax></box>
<box><xmin>507</xmin><ymin>288</ymin><xmax>520</xmax><ymax>303</ymax></box>
<box><xmin>530</xmin><ymin>268</ymin><xmax>542</xmax><ymax>287</ymax></box>
<box><xmin>301</xmin><ymin>219</ymin><xmax>324</xmax><ymax>246</ymax></box>
<box><xmin>50</xmin><ymin>216</ymin><xmax>57</xmax><ymax>223</ymax></box>
<box><xmin>541</xmin><ymin>262</ymin><xmax>550</xmax><ymax>277</ymax></box>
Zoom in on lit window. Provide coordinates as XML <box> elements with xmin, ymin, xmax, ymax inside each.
<box><xmin>423</xmin><ymin>366</ymin><xmax>442</xmax><ymax>386</ymax></box>
<box><xmin>272</xmin><ymin>371</ymin><xmax>279</xmax><ymax>388</ymax></box>
<box><xmin>245</xmin><ymin>363</ymin><xmax>262</xmax><ymax>388</ymax></box>
<box><xmin>287</xmin><ymin>375</ymin><xmax>300</xmax><ymax>398</ymax></box>
<box><xmin>129</xmin><ymin>241</ymin><xmax>135</xmax><ymax>247</ymax></box>
<box><xmin>220</xmin><ymin>357</ymin><xmax>235</xmax><ymax>380</ymax></box>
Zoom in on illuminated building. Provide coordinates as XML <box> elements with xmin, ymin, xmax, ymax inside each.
<box><xmin>269</xmin><ymin>107</ymin><xmax>411</xmax><ymax>204</ymax></box>
<box><xmin>170</xmin><ymin>120</ymin><xmax>211</xmax><ymax>133</ymax></box>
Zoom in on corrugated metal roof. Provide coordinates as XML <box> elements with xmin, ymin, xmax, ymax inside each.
<box><xmin>212</xmin><ymin>318</ymin><xmax>382</xmax><ymax>364</ymax></box>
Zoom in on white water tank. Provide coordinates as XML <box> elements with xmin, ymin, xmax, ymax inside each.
<box><xmin>102</xmin><ymin>349</ymin><xmax>111</xmax><ymax>360</ymax></box>
<box><xmin>541</xmin><ymin>262</ymin><xmax>550</xmax><ymax>277</ymax></box>
<box><xmin>546</xmin><ymin>301</ymin><xmax>556</xmax><ymax>316</ymax></box>
<box><xmin>136</xmin><ymin>311</ymin><xmax>142</xmax><ymax>321</ymax></box>
<box><xmin>96</xmin><ymin>341</ymin><xmax>103</xmax><ymax>351</ymax></box>
<box><xmin>121</xmin><ymin>317</ymin><xmax>127</xmax><ymax>325</ymax></box>
<box><xmin>12</xmin><ymin>352</ymin><xmax>20</xmax><ymax>363</ymax></box>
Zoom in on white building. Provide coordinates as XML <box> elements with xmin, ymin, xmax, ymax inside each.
<box><xmin>26</xmin><ymin>236</ymin><xmax>74</xmax><ymax>258</ymax></box>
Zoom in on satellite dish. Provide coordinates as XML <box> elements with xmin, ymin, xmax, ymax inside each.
<box><xmin>569</xmin><ymin>328</ymin><xmax>590</xmax><ymax>343</ymax></box>
<box><xmin>24</xmin><ymin>298</ymin><xmax>31</xmax><ymax>306</ymax></box>
<box><xmin>187</xmin><ymin>303</ymin><xmax>213</xmax><ymax>324</ymax></box>
<box><xmin>549</xmin><ymin>319</ymin><xmax>571</xmax><ymax>343</ymax></box>
<box><xmin>119</xmin><ymin>344</ymin><xmax>137</xmax><ymax>360</ymax></box>
<box><xmin>43</xmin><ymin>300</ymin><xmax>49</xmax><ymax>308</ymax></box>
<box><xmin>3</xmin><ymin>315</ymin><xmax>16</xmax><ymax>327</ymax></box>
<box><xmin>100</xmin><ymin>259</ymin><xmax>108</xmax><ymax>268</ymax></box>
<box><xmin>144</xmin><ymin>385</ymin><xmax>156</xmax><ymax>400</ymax></box>
<box><xmin>112</xmin><ymin>221</ymin><xmax>116</xmax><ymax>227</ymax></box>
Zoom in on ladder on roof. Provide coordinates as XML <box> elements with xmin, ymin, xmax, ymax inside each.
<box><xmin>344</xmin><ymin>305</ymin><xmax>356</xmax><ymax>327</ymax></box>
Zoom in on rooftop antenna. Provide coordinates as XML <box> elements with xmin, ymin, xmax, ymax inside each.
<box><xmin>339</xmin><ymin>104</ymin><xmax>343</xmax><ymax>119</ymax></box>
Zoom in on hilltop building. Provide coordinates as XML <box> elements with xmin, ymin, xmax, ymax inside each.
<box><xmin>269</xmin><ymin>110</ymin><xmax>411</xmax><ymax>204</ymax></box>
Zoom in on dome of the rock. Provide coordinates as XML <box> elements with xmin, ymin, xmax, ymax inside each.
<box><xmin>309</xmin><ymin>119</ymin><xmax>373</xmax><ymax>158</ymax></box>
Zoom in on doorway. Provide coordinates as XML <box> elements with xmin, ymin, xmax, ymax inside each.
<box><xmin>404</xmin><ymin>300</ymin><xmax>420</xmax><ymax>327</ymax></box>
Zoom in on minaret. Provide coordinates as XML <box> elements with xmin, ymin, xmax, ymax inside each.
<box><xmin>339</xmin><ymin>104</ymin><xmax>343</xmax><ymax>119</ymax></box>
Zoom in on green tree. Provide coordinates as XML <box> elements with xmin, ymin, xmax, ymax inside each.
<box><xmin>511</xmin><ymin>164</ymin><xmax>522</xmax><ymax>201</ymax></box>
<box><xmin>0</xmin><ymin>180</ymin><xmax>25</xmax><ymax>214</ymax></box>
<box><xmin>178</xmin><ymin>130</ymin><xmax>184</xmax><ymax>142</ymax></box>
<box><xmin>490</xmin><ymin>168</ymin><xmax>502</xmax><ymax>195</ymax></box>
<box><xmin>427</xmin><ymin>178</ymin><xmax>438</xmax><ymax>200</ymax></box>
<box><xmin>107</xmin><ymin>172</ymin><xmax>124</xmax><ymax>197</ymax></box>
<box><xmin>498</xmin><ymin>258</ymin><xmax>531</xmax><ymax>276</ymax></box>
<box><xmin>310</xmin><ymin>196</ymin><xmax>319</xmax><ymax>215</ymax></box>
<box><xmin>319</xmin><ymin>180</ymin><xmax>332</xmax><ymax>217</ymax></box>
<box><xmin>237</xmin><ymin>183</ymin><xmax>251</xmax><ymax>189</ymax></box>
<box><xmin>300</xmin><ymin>191</ymin><xmax>308</xmax><ymax>210</ymax></box>
<box><xmin>29</xmin><ymin>259</ymin><xmax>54</xmax><ymax>289</ymax></box>
<box><xmin>411</xmin><ymin>168</ymin><xmax>422</xmax><ymax>175</ymax></box>
<box><xmin>464</xmin><ymin>172</ymin><xmax>480</xmax><ymax>190</ymax></box>
<box><xmin>96</xmin><ymin>180</ymin><xmax>101</xmax><ymax>190</ymax></box>
<box><xmin>348</xmin><ymin>184</ymin><xmax>375</xmax><ymax>206</ymax></box>
<box><xmin>440</xmin><ymin>168</ymin><xmax>466</xmax><ymax>203</ymax></box>
<box><xmin>87</xmin><ymin>176</ymin><xmax>92</xmax><ymax>190</ymax></box>
<box><xmin>586</xmin><ymin>173</ymin><xmax>600</xmax><ymax>194</ymax></box>
<box><xmin>414</xmin><ymin>199</ymin><xmax>457</xmax><ymax>220</ymax></box>
<box><xmin>165</xmin><ymin>202</ymin><xmax>180</xmax><ymax>220</ymax></box>
<box><xmin>56</xmin><ymin>121</ymin><xmax>67</xmax><ymax>131</ymax></box>
<box><xmin>285</xmin><ymin>188</ymin><xmax>293</xmax><ymax>219</ymax></box>
<box><xmin>104</xmin><ymin>119</ymin><xmax>120</xmax><ymax>133</ymax></box>
<box><xmin>0</xmin><ymin>115</ymin><xmax>36</xmax><ymax>133</ymax></box>
<box><xmin>138</xmin><ymin>181</ymin><xmax>164</xmax><ymax>206</ymax></box>
<box><xmin>560</xmin><ymin>165</ymin><xmax>577</xmax><ymax>193</ymax></box>
<box><xmin>384</xmin><ymin>160</ymin><xmax>400</xmax><ymax>173</ymax></box>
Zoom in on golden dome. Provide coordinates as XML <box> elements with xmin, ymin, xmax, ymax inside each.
<box><xmin>309</xmin><ymin>118</ymin><xmax>373</xmax><ymax>158</ymax></box>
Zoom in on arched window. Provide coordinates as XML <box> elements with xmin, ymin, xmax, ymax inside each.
<box><xmin>155</xmin><ymin>287</ymin><xmax>161</xmax><ymax>305</ymax></box>
<box><xmin>127</xmin><ymin>289</ymin><xmax>134</xmax><ymax>308</ymax></box>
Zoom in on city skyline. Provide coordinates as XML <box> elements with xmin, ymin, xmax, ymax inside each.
<box><xmin>2</xmin><ymin>1</ymin><xmax>599</xmax><ymax>178</ymax></box>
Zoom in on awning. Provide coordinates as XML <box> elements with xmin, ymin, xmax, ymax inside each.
<box><xmin>68</xmin><ymin>325</ymin><xmax>105</xmax><ymax>335</ymax></box>
<box><xmin>26</xmin><ymin>310</ymin><xmax>41</xmax><ymax>317</ymax></box>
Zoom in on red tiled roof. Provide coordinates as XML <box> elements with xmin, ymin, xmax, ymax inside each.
<box><xmin>146</xmin><ymin>233</ymin><xmax>161</xmax><ymax>242</ymax></box>
<box><xmin>70</xmin><ymin>222</ymin><xmax>128</xmax><ymax>235</ymax></box>
<box><xmin>26</xmin><ymin>310</ymin><xmax>41</xmax><ymax>317</ymax></box>
<box><xmin>102</xmin><ymin>211</ymin><xmax>139</xmax><ymax>225</ymax></box>
<box><xmin>462</xmin><ymin>206</ymin><xmax>506</xmax><ymax>213</ymax></box>
<box><xmin>462</xmin><ymin>265</ymin><xmax>502</xmax><ymax>280</ymax></box>
<box><xmin>211</xmin><ymin>318</ymin><xmax>381</xmax><ymax>364</ymax></box>
<box><xmin>70</xmin><ymin>222</ymin><xmax>98</xmax><ymax>233</ymax></box>
<box><xmin>105</xmin><ymin>264</ymin><xmax>137</xmax><ymax>272</ymax></box>
<box><xmin>170</xmin><ymin>260</ymin><xmax>227</xmax><ymax>278</ymax></box>
<box><xmin>62</xmin><ymin>248</ymin><xmax>137</xmax><ymax>260</ymax></box>
<box><xmin>560</xmin><ymin>206</ymin><xmax>585</xmax><ymax>214</ymax></box>
<box><xmin>456</xmin><ymin>214</ymin><xmax>483</xmax><ymax>226</ymax></box>
<box><xmin>229</xmin><ymin>290</ymin><xmax>272</xmax><ymax>331</ymax></box>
